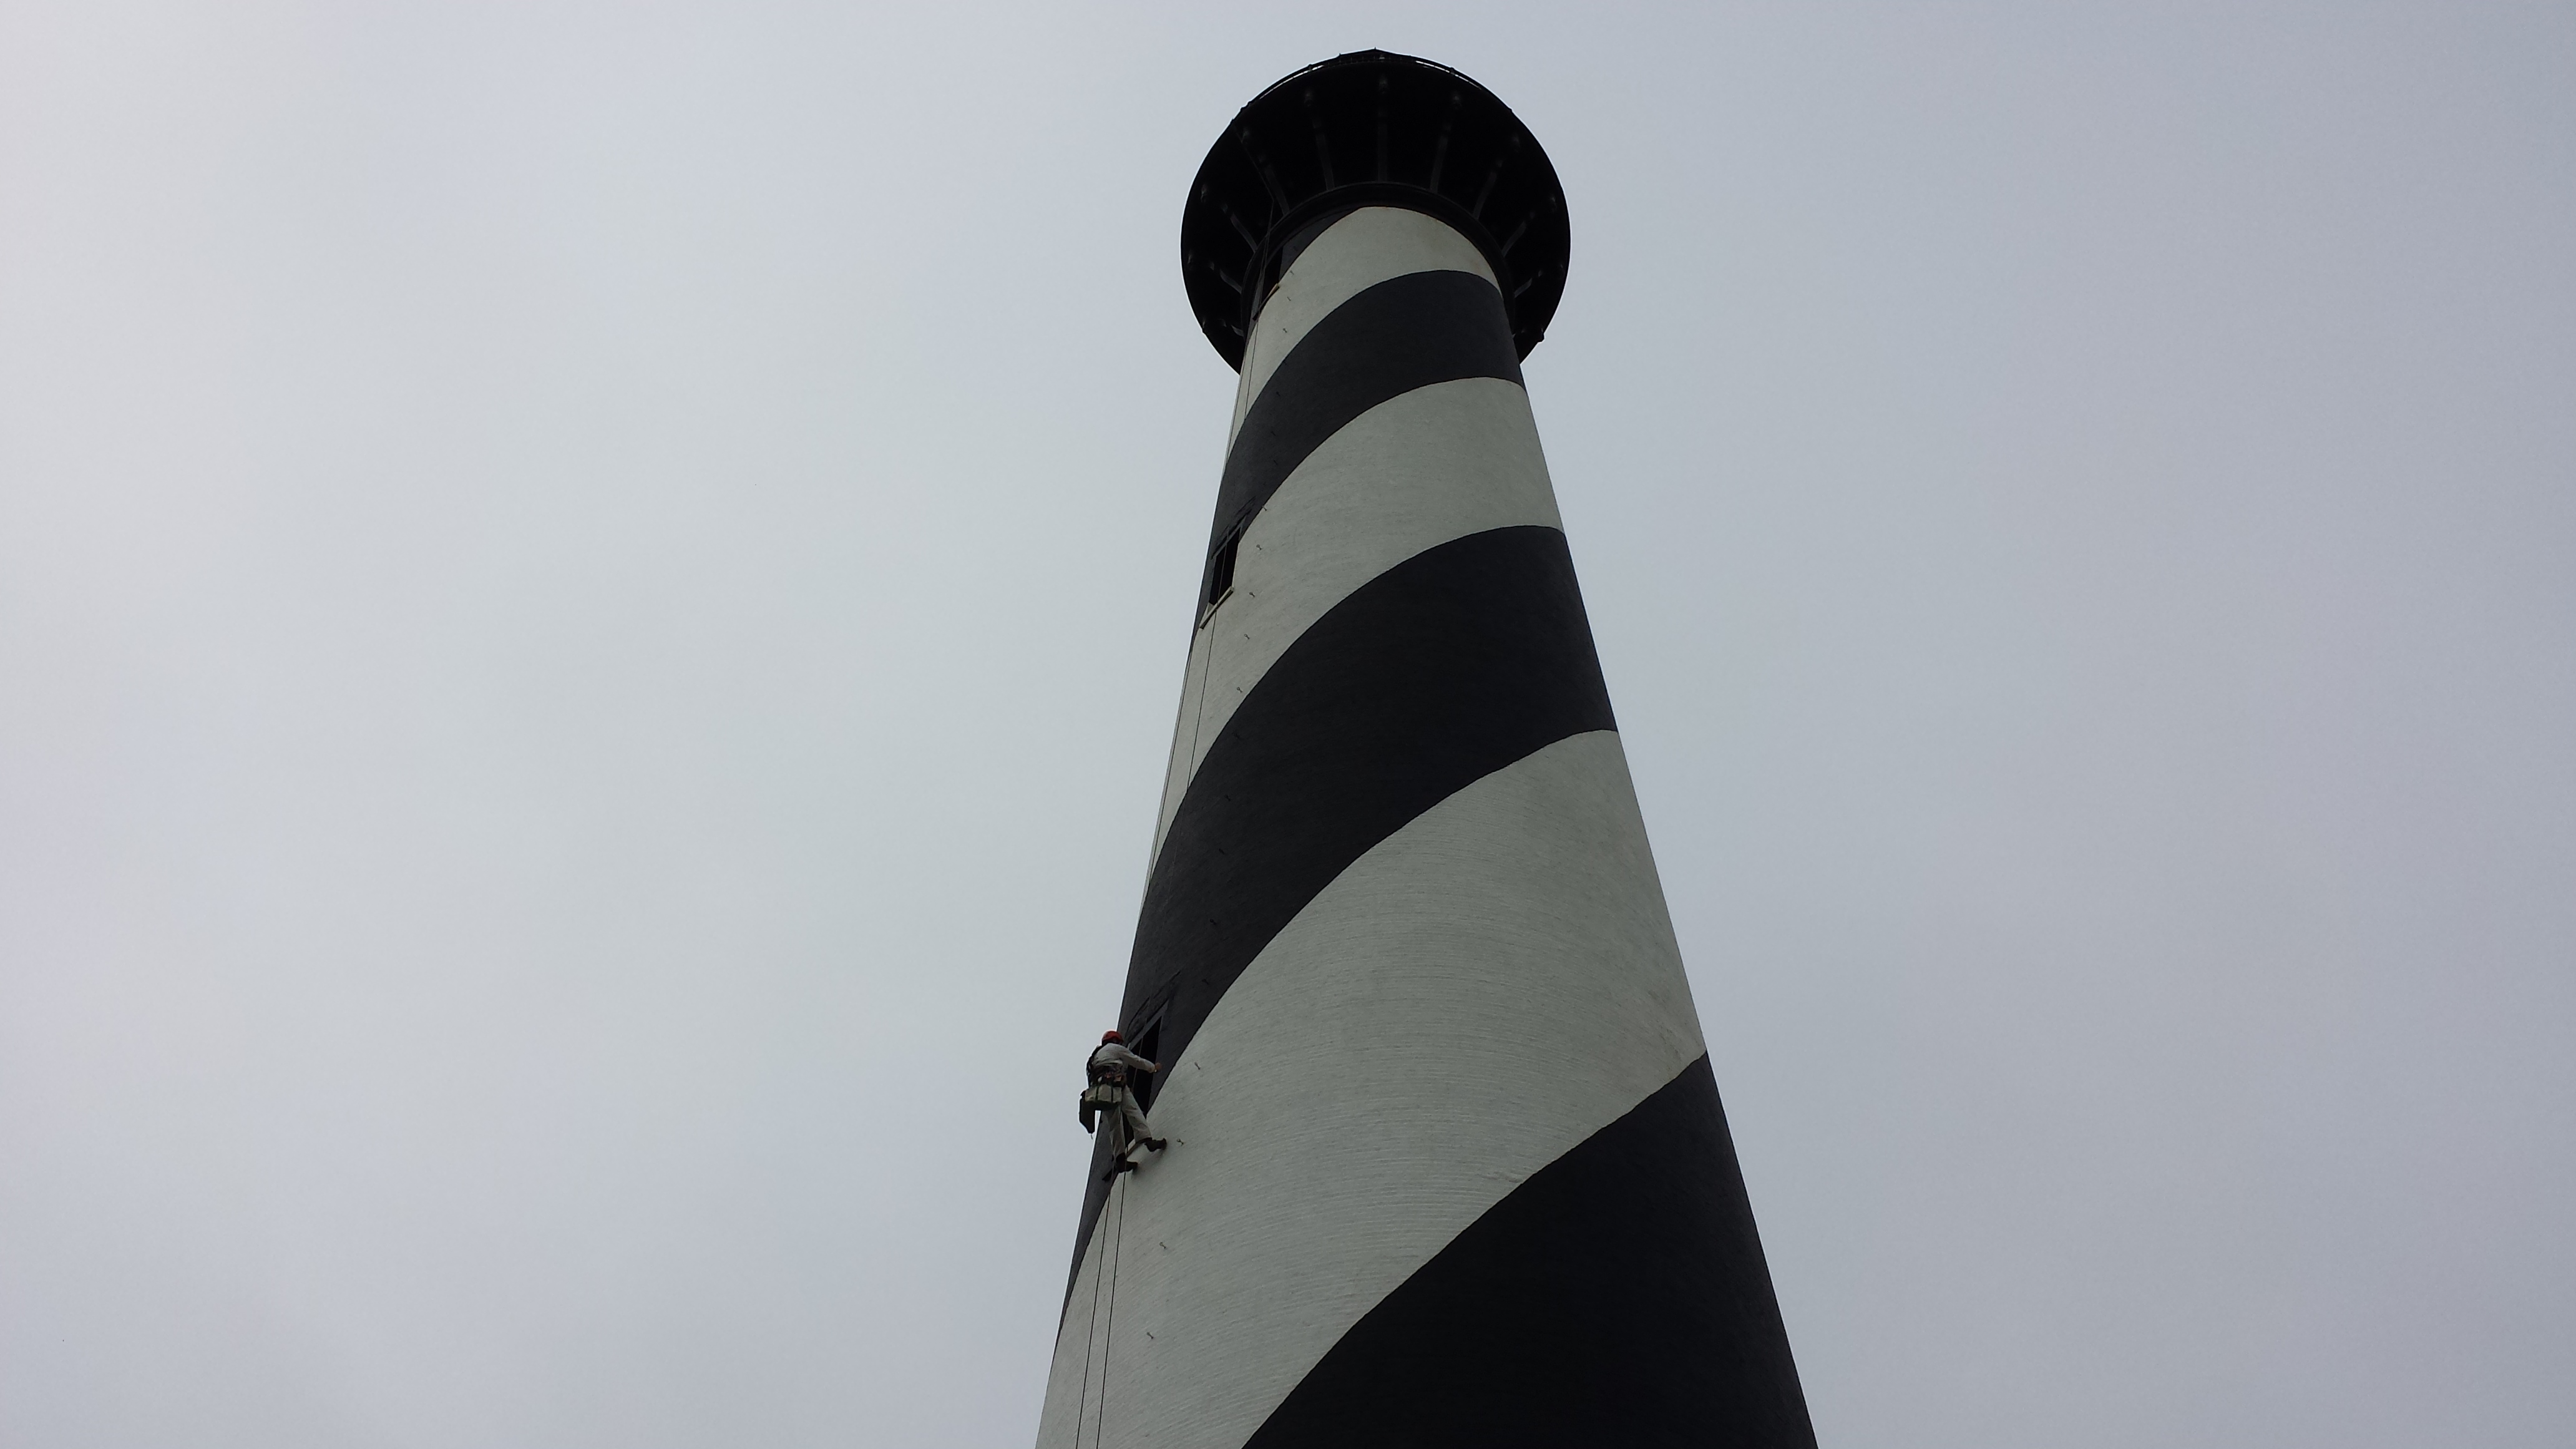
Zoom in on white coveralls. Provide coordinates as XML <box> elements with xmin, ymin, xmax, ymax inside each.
<box><xmin>1086</xmin><ymin>1042</ymin><xmax>1160</xmax><ymax>1161</ymax></box>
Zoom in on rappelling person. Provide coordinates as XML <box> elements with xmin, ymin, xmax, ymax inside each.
<box><xmin>1081</xmin><ymin>1029</ymin><xmax>1168</xmax><ymax>1181</ymax></box>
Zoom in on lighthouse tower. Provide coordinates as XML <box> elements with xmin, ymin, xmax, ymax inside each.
<box><xmin>1038</xmin><ymin>52</ymin><xmax>1816</xmax><ymax>1448</ymax></box>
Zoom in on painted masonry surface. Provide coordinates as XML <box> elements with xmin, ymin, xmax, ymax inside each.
<box><xmin>1039</xmin><ymin>52</ymin><xmax>1817</xmax><ymax>1449</ymax></box>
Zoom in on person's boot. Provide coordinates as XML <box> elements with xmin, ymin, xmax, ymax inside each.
<box><xmin>1144</xmin><ymin>1138</ymin><xmax>1168</xmax><ymax>1153</ymax></box>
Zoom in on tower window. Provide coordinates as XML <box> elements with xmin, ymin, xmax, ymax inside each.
<box><xmin>1131</xmin><ymin>1013</ymin><xmax>1166</xmax><ymax>1110</ymax></box>
<box><xmin>1203</xmin><ymin>523</ymin><xmax>1244</xmax><ymax>619</ymax></box>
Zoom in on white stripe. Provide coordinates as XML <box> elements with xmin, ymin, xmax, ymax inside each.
<box><xmin>1043</xmin><ymin>730</ymin><xmax>1705</xmax><ymax>1449</ymax></box>
<box><xmin>1228</xmin><ymin>206</ymin><xmax>1496</xmax><ymax>446</ymax></box>
<box><xmin>1151</xmin><ymin>376</ymin><xmax>1561</xmax><ymax>862</ymax></box>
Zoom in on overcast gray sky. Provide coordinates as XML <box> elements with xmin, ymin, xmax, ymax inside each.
<box><xmin>3</xmin><ymin>3</ymin><xmax>2571</xmax><ymax>1446</ymax></box>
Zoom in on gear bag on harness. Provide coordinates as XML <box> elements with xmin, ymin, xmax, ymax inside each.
<box><xmin>1078</xmin><ymin>1056</ymin><xmax>1127</xmax><ymax>1129</ymax></box>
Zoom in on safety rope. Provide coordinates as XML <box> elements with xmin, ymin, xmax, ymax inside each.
<box><xmin>1184</xmin><ymin>613</ymin><xmax>1219</xmax><ymax>779</ymax></box>
<box><xmin>1073</xmin><ymin>1161</ymin><xmax>1110</xmax><ymax>1443</ymax></box>
<box><xmin>1092</xmin><ymin>1170</ymin><xmax>1132</xmax><ymax>1448</ymax></box>
<box><xmin>1071</xmin><ymin>1134</ymin><xmax>1138</xmax><ymax>1449</ymax></box>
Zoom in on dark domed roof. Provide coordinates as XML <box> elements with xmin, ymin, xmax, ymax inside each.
<box><xmin>1179</xmin><ymin>51</ymin><xmax>1571</xmax><ymax>371</ymax></box>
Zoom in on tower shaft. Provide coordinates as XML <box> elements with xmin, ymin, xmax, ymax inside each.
<box><xmin>1042</xmin><ymin>53</ymin><xmax>1813</xmax><ymax>1449</ymax></box>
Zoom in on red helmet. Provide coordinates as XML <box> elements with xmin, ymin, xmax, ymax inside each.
<box><xmin>1101</xmin><ymin>1029</ymin><xmax>1123</xmax><ymax>1044</ymax></box>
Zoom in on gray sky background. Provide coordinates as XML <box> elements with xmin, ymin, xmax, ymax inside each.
<box><xmin>4</xmin><ymin>3</ymin><xmax>2572</xmax><ymax>1445</ymax></box>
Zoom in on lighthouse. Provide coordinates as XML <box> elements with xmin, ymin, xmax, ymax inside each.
<box><xmin>1038</xmin><ymin>51</ymin><xmax>1816</xmax><ymax>1447</ymax></box>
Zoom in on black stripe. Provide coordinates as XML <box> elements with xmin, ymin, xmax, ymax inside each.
<box><xmin>1246</xmin><ymin>1056</ymin><xmax>1817</xmax><ymax>1448</ymax></box>
<box><xmin>1068</xmin><ymin>525</ymin><xmax>1614</xmax><ymax>1292</ymax></box>
<box><xmin>1205</xmin><ymin>270</ymin><xmax>1522</xmax><ymax>593</ymax></box>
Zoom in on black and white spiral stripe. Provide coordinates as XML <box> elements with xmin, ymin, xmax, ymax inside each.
<box><xmin>1040</xmin><ymin>207</ymin><xmax>1813</xmax><ymax>1449</ymax></box>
